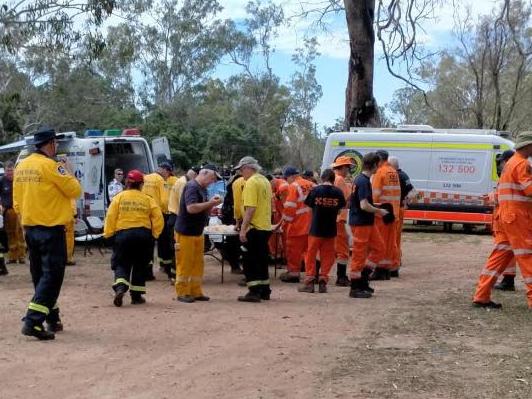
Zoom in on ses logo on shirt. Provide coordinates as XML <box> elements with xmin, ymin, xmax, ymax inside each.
<box><xmin>334</xmin><ymin>150</ymin><xmax>363</xmax><ymax>177</ymax></box>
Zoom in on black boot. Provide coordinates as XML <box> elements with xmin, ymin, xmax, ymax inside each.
<box><xmin>0</xmin><ymin>258</ymin><xmax>8</xmax><ymax>276</ymax></box>
<box><xmin>131</xmin><ymin>292</ymin><xmax>146</xmax><ymax>304</ymax></box>
<box><xmin>22</xmin><ymin>322</ymin><xmax>55</xmax><ymax>340</ymax></box>
<box><xmin>260</xmin><ymin>285</ymin><xmax>272</xmax><ymax>300</ymax></box>
<box><xmin>113</xmin><ymin>285</ymin><xmax>128</xmax><ymax>307</ymax></box>
<box><xmin>46</xmin><ymin>308</ymin><xmax>63</xmax><ymax>332</ymax></box>
<box><xmin>349</xmin><ymin>278</ymin><xmax>372</xmax><ymax>299</ymax></box>
<box><xmin>238</xmin><ymin>287</ymin><xmax>262</xmax><ymax>302</ymax></box>
<box><xmin>370</xmin><ymin>267</ymin><xmax>391</xmax><ymax>281</ymax></box>
<box><xmin>361</xmin><ymin>268</ymin><xmax>375</xmax><ymax>293</ymax></box>
<box><xmin>390</xmin><ymin>270</ymin><xmax>399</xmax><ymax>278</ymax></box>
<box><xmin>494</xmin><ymin>275</ymin><xmax>515</xmax><ymax>291</ymax></box>
<box><xmin>335</xmin><ymin>263</ymin><xmax>350</xmax><ymax>286</ymax></box>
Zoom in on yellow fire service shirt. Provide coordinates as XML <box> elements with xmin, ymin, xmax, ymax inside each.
<box><xmin>103</xmin><ymin>189</ymin><xmax>164</xmax><ymax>239</ymax></box>
<box><xmin>242</xmin><ymin>173</ymin><xmax>272</xmax><ymax>231</ymax></box>
<box><xmin>13</xmin><ymin>152</ymin><xmax>81</xmax><ymax>226</ymax></box>
<box><xmin>167</xmin><ymin>175</ymin><xmax>187</xmax><ymax>215</ymax></box>
<box><xmin>142</xmin><ymin>173</ymin><xmax>166</xmax><ymax>212</ymax></box>
<box><xmin>232</xmin><ymin>176</ymin><xmax>246</xmax><ymax>221</ymax></box>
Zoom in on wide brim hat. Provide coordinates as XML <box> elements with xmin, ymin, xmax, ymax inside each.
<box><xmin>514</xmin><ymin>131</ymin><xmax>532</xmax><ymax>150</ymax></box>
<box><xmin>331</xmin><ymin>156</ymin><xmax>355</xmax><ymax>168</ymax></box>
<box><xmin>27</xmin><ymin>126</ymin><xmax>59</xmax><ymax>146</ymax></box>
<box><xmin>233</xmin><ymin>156</ymin><xmax>260</xmax><ymax>171</ymax></box>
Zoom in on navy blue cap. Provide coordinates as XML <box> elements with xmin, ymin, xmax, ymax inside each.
<box><xmin>283</xmin><ymin>166</ymin><xmax>299</xmax><ymax>178</ymax></box>
<box><xmin>158</xmin><ymin>161</ymin><xmax>173</xmax><ymax>171</ymax></box>
<box><xmin>500</xmin><ymin>150</ymin><xmax>515</xmax><ymax>162</ymax></box>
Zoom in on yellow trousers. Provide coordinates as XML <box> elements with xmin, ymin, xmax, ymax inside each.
<box><xmin>65</xmin><ymin>219</ymin><xmax>75</xmax><ymax>262</ymax></box>
<box><xmin>5</xmin><ymin>208</ymin><xmax>25</xmax><ymax>261</ymax></box>
<box><xmin>175</xmin><ymin>234</ymin><xmax>204</xmax><ymax>297</ymax></box>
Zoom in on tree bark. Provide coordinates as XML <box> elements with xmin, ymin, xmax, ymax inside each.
<box><xmin>344</xmin><ymin>0</ymin><xmax>378</xmax><ymax>129</ymax></box>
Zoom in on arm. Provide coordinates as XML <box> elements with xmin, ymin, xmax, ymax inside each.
<box><xmin>239</xmin><ymin>206</ymin><xmax>257</xmax><ymax>242</ymax></box>
<box><xmin>282</xmin><ymin>185</ymin><xmax>298</xmax><ymax>223</ymax></box>
<box><xmin>103</xmin><ymin>196</ymin><xmax>119</xmax><ymax>238</ymax></box>
<box><xmin>150</xmin><ymin>198</ymin><xmax>165</xmax><ymax>239</ymax></box>
<box><xmin>517</xmin><ymin>161</ymin><xmax>532</xmax><ymax>196</ymax></box>
<box><xmin>360</xmin><ymin>199</ymin><xmax>388</xmax><ymax>215</ymax></box>
<box><xmin>48</xmin><ymin>161</ymin><xmax>82</xmax><ymax>199</ymax></box>
<box><xmin>13</xmin><ymin>172</ymin><xmax>22</xmax><ymax>215</ymax></box>
<box><xmin>186</xmin><ymin>199</ymin><xmax>218</xmax><ymax>214</ymax></box>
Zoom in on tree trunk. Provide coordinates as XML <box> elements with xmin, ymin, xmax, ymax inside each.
<box><xmin>344</xmin><ymin>0</ymin><xmax>378</xmax><ymax>129</ymax></box>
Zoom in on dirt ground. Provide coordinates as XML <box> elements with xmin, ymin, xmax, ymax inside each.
<box><xmin>1</xmin><ymin>229</ymin><xmax>531</xmax><ymax>399</ymax></box>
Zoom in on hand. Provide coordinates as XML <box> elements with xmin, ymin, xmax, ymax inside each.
<box><xmin>239</xmin><ymin>229</ymin><xmax>247</xmax><ymax>243</ymax></box>
<box><xmin>211</xmin><ymin>195</ymin><xmax>222</xmax><ymax>206</ymax></box>
<box><xmin>378</xmin><ymin>208</ymin><xmax>389</xmax><ymax>217</ymax></box>
<box><xmin>235</xmin><ymin>220</ymin><xmax>242</xmax><ymax>231</ymax></box>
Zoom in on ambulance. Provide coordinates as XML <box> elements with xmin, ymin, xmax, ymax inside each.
<box><xmin>321</xmin><ymin>125</ymin><xmax>515</xmax><ymax>227</ymax></box>
<box><xmin>0</xmin><ymin>128</ymin><xmax>171</xmax><ymax>218</ymax></box>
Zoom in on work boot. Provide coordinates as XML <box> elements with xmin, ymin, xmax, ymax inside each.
<box><xmin>18</xmin><ymin>258</ymin><xmax>26</xmax><ymax>264</ymax></box>
<box><xmin>21</xmin><ymin>323</ymin><xmax>55</xmax><ymax>340</ymax></box>
<box><xmin>46</xmin><ymin>321</ymin><xmax>64</xmax><ymax>333</ymax></box>
<box><xmin>349</xmin><ymin>278</ymin><xmax>373</xmax><ymax>299</ymax></box>
<box><xmin>335</xmin><ymin>263</ymin><xmax>349</xmax><ymax>286</ymax></box>
<box><xmin>361</xmin><ymin>268</ymin><xmax>375</xmax><ymax>293</ymax></box>
<box><xmin>6</xmin><ymin>259</ymin><xmax>16</xmax><ymax>264</ymax></box>
<box><xmin>390</xmin><ymin>270</ymin><xmax>399</xmax><ymax>278</ymax></box>
<box><xmin>298</xmin><ymin>282</ymin><xmax>315</xmax><ymax>293</ymax></box>
<box><xmin>473</xmin><ymin>301</ymin><xmax>502</xmax><ymax>309</ymax></box>
<box><xmin>279</xmin><ymin>272</ymin><xmax>300</xmax><ymax>283</ymax></box>
<box><xmin>177</xmin><ymin>295</ymin><xmax>195</xmax><ymax>303</ymax></box>
<box><xmin>494</xmin><ymin>276</ymin><xmax>515</xmax><ymax>291</ymax></box>
<box><xmin>194</xmin><ymin>295</ymin><xmax>210</xmax><ymax>301</ymax></box>
<box><xmin>65</xmin><ymin>260</ymin><xmax>76</xmax><ymax>266</ymax></box>
<box><xmin>0</xmin><ymin>259</ymin><xmax>8</xmax><ymax>276</ymax></box>
<box><xmin>370</xmin><ymin>267</ymin><xmax>391</xmax><ymax>281</ymax></box>
<box><xmin>131</xmin><ymin>293</ymin><xmax>146</xmax><ymax>305</ymax></box>
<box><xmin>231</xmin><ymin>267</ymin><xmax>244</xmax><ymax>275</ymax></box>
<box><xmin>113</xmin><ymin>286</ymin><xmax>127</xmax><ymax>307</ymax></box>
<box><xmin>237</xmin><ymin>292</ymin><xmax>262</xmax><ymax>303</ymax></box>
<box><xmin>259</xmin><ymin>286</ymin><xmax>272</xmax><ymax>300</ymax></box>
<box><xmin>318</xmin><ymin>280</ymin><xmax>327</xmax><ymax>293</ymax></box>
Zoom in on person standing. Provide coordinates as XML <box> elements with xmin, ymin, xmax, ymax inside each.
<box><xmin>371</xmin><ymin>150</ymin><xmax>401</xmax><ymax>280</ymax></box>
<box><xmin>233</xmin><ymin>156</ymin><xmax>273</xmax><ymax>303</ymax></box>
<box><xmin>348</xmin><ymin>153</ymin><xmax>389</xmax><ymax>299</ymax></box>
<box><xmin>473</xmin><ymin>131</ymin><xmax>532</xmax><ymax>309</ymax></box>
<box><xmin>64</xmin><ymin>199</ymin><xmax>77</xmax><ymax>266</ymax></box>
<box><xmin>13</xmin><ymin>126</ymin><xmax>81</xmax><ymax>340</ymax></box>
<box><xmin>298</xmin><ymin>169</ymin><xmax>346</xmax><ymax>293</ymax></box>
<box><xmin>279</xmin><ymin>166</ymin><xmax>314</xmax><ymax>283</ymax></box>
<box><xmin>332</xmin><ymin>156</ymin><xmax>355</xmax><ymax>286</ymax></box>
<box><xmin>104</xmin><ymin>169</ymin><xmax>164</xmax><ymax>307</ymax></box>
<box><xmin>0</xmin><ymin>161</ymin><xmax>26</xmax><ymax>264</ymax></box>
<box><xmin>388</xmin><ymin>156</ymin><xmax>415</xmax><ymax>275</ymax></box>
<box><xmin>108</xmin><ymin>168</ymin><xmax>124</xmax><ymax>202</ymax></box>
<box><xmin>174</xmin><ymin>166</ymin><xmax>221</xmax><ymax>303</ymax></box>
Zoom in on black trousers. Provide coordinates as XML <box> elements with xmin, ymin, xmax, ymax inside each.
<box><xmin>242</xmin><ymin>229</ymin><xmax>271</xmax><ymax>293</ymax></box>
<box><xmin>113</xmin><ymin>228</ymin><xmax>153</xmax><ymax>296</ymax></box>
<box><xmin>215</xmin><ymin>235</ymin><xmax>241</xmax><ymax>270</ymax></box>
<box><xmin>24</xmin><ymin>225</ymin><xmax>67</xmax><ymax>326</ymax></box>
<box><xmin>158</xmin><ymin>214</ymin><xmax>175</xmax><ymax>277</ymax></box>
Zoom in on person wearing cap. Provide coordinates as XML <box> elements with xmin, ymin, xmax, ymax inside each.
<box><xmin>371</xmin><ymin>150</ymin><xmax>401</xmax><ymax>280</ymax></box>
<box><xmin>492</xmin><ymin>150</ymin><xmax>519</xmax><ymax>291</ymax></box>
<box><xmin>298</xmin><ymin>168</ymin><xmax>346</xmax><ymax>294</ymax></box>
<box><xmin>473</xmin><ymin>131</ymin><xmax>532</xmax><ymax>309</ymax></box>
<box><xmin>104</xmin><ymin>169</ymin><xmax>164</xmax><ymax>307</ymax></box>
<box><xmin>107</xmin><ymin>168</ymin><xmax>124</xmax><ymax>202</ymax></box>
<box><xmin>0</xmin><ymin>160</ymin><xmax>26</xmax><ymax>264</ymax></box>
<box><xmin>13</xmin><ymin>126</ymin><xmax>82</xmax><ymax>340</ymax></box>
<box><xmin>388</xmin><ymin>156</ymin><xmax>415</xmax><ymax>274</ymax></box>
<box><xmin>141</xmin><ymin>162</ymin><xmax>171</xmax><ymax>280</ymax></box>
<box><xmin>268</xmin><ymin>171</ymin><xmax>289</xmax><ymax>263</ymax></box>
<box><xmin>279</xmin><ymin>166</ymin><xmax>315</xmax><ymax>283</ymax></box>
<box><xmin>331</xmin><ymin>156</ymin><xmax>356</xmax><ymax>286</ymax></box>
<box><xmin>168</xmin><ymin>167</ymin><xmax>200</xmax><ymax>280</ymax></box>
<box><xmin>174</xmin><ymin>165</ymin><xmax>221</xmax><ymax>303</ymax></box>
<box><xmin>348</xmin><ymin>153</ymin><xmax>389</xmax><ymax>299</ymax></box>
<box><xmin>232</xmin><ymin>156</ymin><xmax>273</xmax><ymax>302</ymax></box>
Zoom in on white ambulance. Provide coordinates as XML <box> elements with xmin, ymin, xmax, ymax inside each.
<box><xmin>0</xmin><ymin>128</ymin><xmax>171</xmax><ymax>219</ymax></box>
<box><xmin>321</xmin><ymin>125</ymin><xmax>515</xmax><ymax>227</ymax></box>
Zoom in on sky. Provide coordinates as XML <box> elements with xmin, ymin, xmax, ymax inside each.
<box><xmin>216</xmin><ymin>0</ymin><xmax>501</xmax><ymax>129</ymax></box>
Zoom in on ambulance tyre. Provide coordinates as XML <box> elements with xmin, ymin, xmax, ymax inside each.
<box><xmin>463</xmin><ymin>224</ymin><xmax>473</xmax><ymax>233</ymax></box>
<box><xmin>443</xmin><ymin>222</ymin><xmax>453</xmax><ymax>232</ymax></box>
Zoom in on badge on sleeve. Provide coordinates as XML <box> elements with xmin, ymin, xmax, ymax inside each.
<box><xmin>58</xmin><ymin>165</ymin><xmax>67</xmax><ymax>175</ymax></box>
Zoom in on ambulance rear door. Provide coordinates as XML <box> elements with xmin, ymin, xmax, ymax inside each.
<box><xmin>151</xmin><ymin>137</ymin><xmax>171</xmax><ymax>168</ymax></box>
<box><xmin>73</xmin><ymin>138</ymin><xmax>105</xmax><ymax>218</ymax></box>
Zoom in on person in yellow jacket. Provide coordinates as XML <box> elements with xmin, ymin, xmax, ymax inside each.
<box><xmin>65</xmin><ymin>199</ymin><xmax>77</xmax><ymax>266</ymax></box>
<box><xmin>13</xmin><ymin>127</ymin><xmax>82</xmax><ymax>341</ymax></box>
<box><xmin>142</xmin><ymin>163</ymin><xmax>169</xmax><ymax>280</ymax></box>
<box><xmin>104</xmin><ymin>169</ymin><xmax>164</xmax><ymax>307</ymax></box>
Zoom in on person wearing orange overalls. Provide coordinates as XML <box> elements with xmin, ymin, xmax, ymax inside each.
<box><xmin>492</xmin><ymin>150</ymin><xmax>518</xmax><ymax>291</ymax></box>
<box><xmin>371</xmin><ymin>150</ymin><xmax>401</xmax><ymax>280</ymax></box>
<box><xmin>472</xmin><ymin>131</ymin><xmax>532</xmax><ymax>309</ymax></box>
<box><xmin>268</xmin><ymin>175</ymin><xmax>288</xmax><ymax>261</ymax></box>
<box><xmin>348</xmin><ymin>153</ymin><xmax>389</xmax><ymax>298</ymax></box>
<box><xmin>279</xmin><ymin>166</ymin><xmax>314</xmax><ymax>283</ymax></box>
<box><xmin>332</xmin><ymin>156</ymin><xmax>355</xmax><ymax>286</ymax></box>
<box><xmin>298</xmin><ymin>169</ymin><xmax>346</xmax><ymax>293</ymax></box>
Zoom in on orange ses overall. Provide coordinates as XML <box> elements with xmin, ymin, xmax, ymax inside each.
<box><xmin>372</xmin><ymin>162</ymin><xmax>401</xmax><ymax>271</ymax></box>
<box><xmin>473</xmin><ymin>152</ymin><xmax>532</xmax><ymax>308</ymax></box>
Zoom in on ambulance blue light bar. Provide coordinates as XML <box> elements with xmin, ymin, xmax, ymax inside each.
<box><xmin>85</xmin><ymin>129</ymin><xmax>103</xmax><ymax>137</ymax></box>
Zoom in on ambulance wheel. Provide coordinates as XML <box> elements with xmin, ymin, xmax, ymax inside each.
<box><xmin>463</xmin><ymin>224</ymin><xmax>473</xmax><ymax>233</ymax></box>
<box><xmin>443</xmin><ymin>222</ymin><xmax>453</xmax><ymax>232</ymax></box>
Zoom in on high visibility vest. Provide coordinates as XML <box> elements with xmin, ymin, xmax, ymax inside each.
<box><xmin>372</xmin><ymin>162</ymin><xmax>401</xmax><ymax>217</ymax></box>
<box><xmin>496</xmin><ymin>153</ymin><xmax>532</xmax><ymax>214</ymax></box>
<box><xmin>282</xmin><ymin>177</ymin><xmax>315</xmax><ymax>236</ymax></box>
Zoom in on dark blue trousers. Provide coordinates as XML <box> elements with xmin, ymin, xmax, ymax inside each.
<box><xmin>24</xmin><ymin>225</ymin><xmax>67</xmax><ymax>326</ymax></box>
